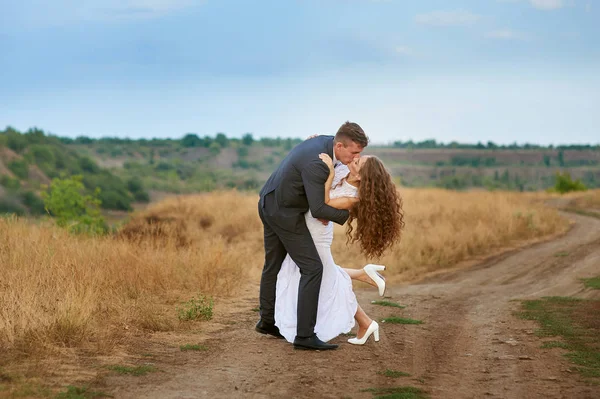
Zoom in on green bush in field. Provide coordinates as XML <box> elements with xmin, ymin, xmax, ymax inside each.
<box><xmin>127</xmin><ymin>177</ymin><xmax>150</xmax><ymax>202</ymax></box>
<box><xmin>181</xmin><ymin>133</ymin><xmax>203</xmax><ymax>148</ymax></box>
<box><xmin>8</xmin><ymin>160</ymin><xmax>29</xmax><ymax>179</ymax></box>
<box><xmin>0</xmin><ymin>196</ymin><xmax>26</xmax><ymax>216</ymax></box>
<box><xmin>83</xmin><ymin>172</ymin><xmax>132</xmax><ymax>211</ymax></box>
<box><xmin>237</xmin><ymin>146</ymin><xmax>249</xmax><ymax>157</ymax></box>
<box><xmin>41</xmin><ymin>175</ymin><xmax>108</xmax><ymax>234</ymax></box>
<box><xmin>215</xmin><ymin>133</ymin><xmax>229</xmax><ymax>148</ymax></box>
<box><xmin>3</xmin><ymin>128</ymin><xmax>28</xmax><ymax>153</ymax></box>
<box><xmin>27</xmin><ymin>144</ymin><xmax>56</xmax><ymax>166</ymax></box>
<box><xmin>0</xmin><ymin>175</ymin><xmax>21</xmax><ymax>191</ymax></box>
<box><xmin>209</xmin><ymin>142</ymin><xmax>221</xmax><ymax>155</ymax></box>
<box><xmin>177</xmin><ymin>294</ymin><xmax>214</xmax><ymax>321</ymax></box>
<box><xmin>20</xmin><ymin>191</ymin><xmax>46</xmax><ymax>215</ymax></box>
<box><xmin>554</xmin><ymin>172</ymin><xmax>587</xmax><ymax>194</ymax></box>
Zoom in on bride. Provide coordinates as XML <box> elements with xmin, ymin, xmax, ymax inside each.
<box><xmin>275</xmin><ymin>153</ymin><xmax>404</xmax><ymax>345</ymax></box>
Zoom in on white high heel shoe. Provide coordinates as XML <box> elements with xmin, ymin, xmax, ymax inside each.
<box><xmin>364</xmin><ymin>264</ymin><xmax>386</xmax><ymax>296</ymax></box>
<box><xmin>348</xmin><ymin>321</ymin><xmax>380</xmax><ymax>345</ymax></box>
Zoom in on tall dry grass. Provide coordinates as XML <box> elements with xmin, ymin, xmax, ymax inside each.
<box><xmin>332</xmin><ymin>188</ymin><xmax>569</xmax><ymax>281</ymax></box>
<box><xmin>0</xmin><ymin>188</ymin><xmax>569</xmax><ymax>357</ymax></box>
<box><xmin>0</xmin><ymin>191</ymin><xmax>262</xmax><ymax>355</ymax></box>
<box><xmin>566</xmin><ymin>189</ymin><xmax>600</xmax><ymax>209</ymax></box>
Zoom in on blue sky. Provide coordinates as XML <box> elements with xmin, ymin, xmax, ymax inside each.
<box><xmin>1</xmin><ymin>0</ymin><xmax>598</xmax><ymax>145</ymax></box>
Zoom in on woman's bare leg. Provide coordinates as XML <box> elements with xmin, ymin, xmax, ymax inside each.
<box><xmin>354</xmin><ymin>304</ymin><xmax>373</xmax><ymax>339</ymax></box>
<box><xmin>343</xmin><ymin>268</ymin><xmax>377</xmax><ymax>287</ymax></box>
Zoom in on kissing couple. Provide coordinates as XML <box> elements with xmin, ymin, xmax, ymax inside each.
<box><xmin>256</xmin><ymin>121</ymin><xmax>405</xmax><ymax>350</ymax></box>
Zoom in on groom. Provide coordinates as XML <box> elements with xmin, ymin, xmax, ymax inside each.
<box><xmin>256</xmin><ymin>121</ymin><xmax>369</xmax><ymax>350</ymax></box>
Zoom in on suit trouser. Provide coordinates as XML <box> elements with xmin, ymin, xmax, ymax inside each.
<box><xmin>258</xmin><ymin>196</ymin><xmax>323</xmax><ymax>338</ymax></box>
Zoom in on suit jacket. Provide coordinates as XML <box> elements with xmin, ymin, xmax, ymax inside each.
<box><xmin>259</xmin><ymin>135</ymin><xmax>350</xmax><ymax>232</ymax></box>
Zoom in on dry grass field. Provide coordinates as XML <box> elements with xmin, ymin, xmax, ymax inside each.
<box><xmin>0</xmin><ymin>188</ymin><xmax>573</xmax><ymax>367</ymax></box>
<box><xmin>333</xmin><ymin>188</ymin><xmax>570</xmax><ymax>281</ymax></box>
<box><xmin>566</xmin><ymin>189</ymin><xmax>600</xmax><ymax>209</ymax></box>
<box><xmin>0</xmin><ymin>192</ymin><xmax>261</xmax><ymax>360</ymax></box>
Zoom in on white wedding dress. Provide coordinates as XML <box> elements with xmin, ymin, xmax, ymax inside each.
<box><xmin>274</xmin><ymin>165</ymin><xmax>359</xmax><ymax>343</ymax></box>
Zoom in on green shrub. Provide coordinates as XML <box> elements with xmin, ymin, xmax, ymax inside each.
<box><xmin>0</xmin><ymin>175</ymin><xmax>20</xmax><ymax>191</ymax></box>
<box><xmin>132</xmin><ymin>190</ymin><xmax>150</xmax><ymax>202</ymax></box>
<box><xmin>181</xmin><ymin>133</ymin><xmax>202</xmax><ymax>148</ymax></box>
<box><xmin>83</xmin><ymin>172</ymin><xmax>132</xmax><ymax>211</ymax></box>
<box><xmin>28</xmin><ymin>144</ymin><xmax>56</xmax><ymax>166</ymax></box>
<box><xmin>4</xmin><ymin>129</ymin><xmax>28</xmax><ymax>153</ymax></box>
<box><xmin>177</xmin><ymin>294</ymin><xmax>213</xmax><ymax>321</ymax></box>
<box><xmin>242</xmin><ymin>133</ymin><xmax>254</xmax><ymax>146</ymax></box>
<box><xmin>215</xmin><ymin>133</ymin><xmax>229</xmax><ymax>148</ymax></box>
<box><xmin>21</xmin><ymin>191</ymin><xmax>46</xmax><ymax>215</ymax></box>
<box><xmin>0</xmin><ymin>197</ymin><xmax>26</xmax><ymax>215</ymax></box>
<box><xmin>155</xmin><ymin>162</ymin><xmax>173</xmax><ymax>172</ymax></box>
<box><xmin>127</xmin><ymin>177</ymin><xmax>143</xmax><ymax>193</ymax></box>
<box><xmin>8</xmin><ymin>160</ymin><xmax>29</xmax><ymax>179</ymax></box>
<box><xmin>98</xmin><ymin>191</ymin><xmax>131</xmax><ymax>211</ymax></box>
<box><xmin>554</xmin><ymin>172</ymin><xmax>587</xmax><ymax>194</ymax></box>
<box><xmin>237</xmin><ymin>146</ymin><xmax>249</xmax><ymax>157</ymax></box>
<box><xmin>79</xmin><ymin>157</ymin><xmax>100</xmax><ymax>173</ymax></box>
<box><xmin>126</xmin><ymin>177</ymin><xmax>149</xmax><ymax>202</ymax></box>
<box><xmin>41</xmin><ymin>175</ymin><xmax>108</xmax><ymax>234</ymax></box>
<box><xmin>209</xmin><ymin>142</ymin><xmax>221</xmax><ymax>155</ymax></box>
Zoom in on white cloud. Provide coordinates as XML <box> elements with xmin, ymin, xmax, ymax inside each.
<box><xmin>529</xmin><ymin>0</ymin><xmax>564</xmax><ymax>9</ymax></box>
<box><xmin>415</xmin><ymin>10</ymin><xmax>481</xmax><ymax>27</ymax></box>
<box><xmin>485</xmin><ymin>29</ymin><xmax>528</xmax><ymax>40</ymax></box>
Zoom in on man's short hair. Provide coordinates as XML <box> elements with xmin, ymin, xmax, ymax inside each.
<box><xmin>334</xmin><ymin>121</ymin><xmax>369</xmax><ymax>148</ymax></box>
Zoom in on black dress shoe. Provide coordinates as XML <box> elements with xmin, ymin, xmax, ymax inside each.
<box><xmin>255</xmin><ymin>320</ymin><xmax>285</xmax><ymax>339</ymax></box>
<box><xmin>293</xmin><ymin>334</ymin><xmax>338</xmax><ymax>350</ymax></box>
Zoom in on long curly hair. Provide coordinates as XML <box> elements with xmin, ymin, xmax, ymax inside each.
<box><xmin>346</xmin><ymin>156</ymin><xmax>404</xmax><ymax>259</ymax></box>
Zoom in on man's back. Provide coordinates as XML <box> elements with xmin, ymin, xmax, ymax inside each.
<box><xmin>260</xmin><ymin>135</ymin><xmax>333</xmax><ymax>212</ymax></box>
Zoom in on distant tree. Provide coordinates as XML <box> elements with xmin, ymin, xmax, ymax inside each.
<box><xmin>0</xmin><ymin>196</ymin><xmax>26</xmax><ymax>216</ymax></box>
<box><xmin>487</xmin><ymin>141</ymin><xmax>498</xmax><ymax>149</ymax></box>
<box><xmin>209</xmin><ymin>141</ymin><xmax>221</xmax><ymax>155</ymax></box>
<box><xmin>415</xmin><ymin>139</ymin><xmax>437</xmax><ymax>149</ymax></box>
<box><xmin>237</xmin><ymin>146</ymin><xmax>249</xmax><ymax>157</ymax></box>
<box><xmin>4</xmin><ymin>128</ymin><xmax>28</xmax><ymax>153</ymax></box>
<box><xmin>0</xmin><ymin>175</ymin><xmax>20</xmax><ymax>191</ymax></box>
<box><xmin>20</xmin><ymin>191</ymin><xmax>46</xmax><ymax>215</ymax></box>
<box><xmin>543</xmin><ymin>155</ymin><xmax>551</xmax><ymax>167</ymax></box>
<box><xmin>79</xmin><ymin>157</ymin><xmax>99</xmax><ymax>173</ymax></box>
<box><xmin>74</xmin><ymin>136</ymin><xmax>94</xmax><ymax>144</ymax></box>
<box><xmin>283</xmin><ymin>138</ymin><xmax>294</xmax><ymax>151</ymax></box>
<box><xmin>202</xmin><ymin>135</ymin><xmax>213</xmax><ymax>148</ymax></box>
<box><xmin>8</xmin><ymin>160</ymin><xmax>29</xmax><ymax>179</ymax></box>
<box><xmin>260</xmin><ymin>137</ymin><xmax>276</xmax><ymax>147</ymax></box>
<box><xmin>557</xmin><ymin>150</ymin><xmax>565</xmax><ymax>167</ymax></box>
<box><xmin>59</xmin><ymin>136</ymin><xmax>74</xmax><ymax>144</ymax></box>
<box><xmin>181</xmin><ymin>133</ymin><xmax>202</xmax><ymax>148</ymax></box>
<box><xmin>242</xmin><ymin>133</ymin><xmax>254</xmax><ymax>146</ymax></box>
<box><xmin>28</xmin><ymin>144</ymin><xmax>56</xmax><ymax>166</ymax></box>
<box><xmin>215</xmin><ymin>133</ymin><xmax>229</xmax><ymax>148</ymax></box>
<box><xmin>25</xmin><ymin>127</ymin><xmax>46</xmax><ymax>144</ymax></box>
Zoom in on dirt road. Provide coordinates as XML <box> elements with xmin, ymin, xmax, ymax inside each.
<box><xmin>105</xmin><ymin>211</ymin><xmax>600</xmax><ymax>399</ymax></box>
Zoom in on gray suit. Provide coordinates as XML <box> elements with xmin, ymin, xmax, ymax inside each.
<box><xmin>258</xmin><ymin>135</ymin><xmax>349</xmax><ymax>338</ymax></box>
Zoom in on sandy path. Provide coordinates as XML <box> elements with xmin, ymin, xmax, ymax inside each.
<box><xmin>105</xmin><ymin>211</ymin><xmax>600</xmax><ymax>399</ymax></box>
